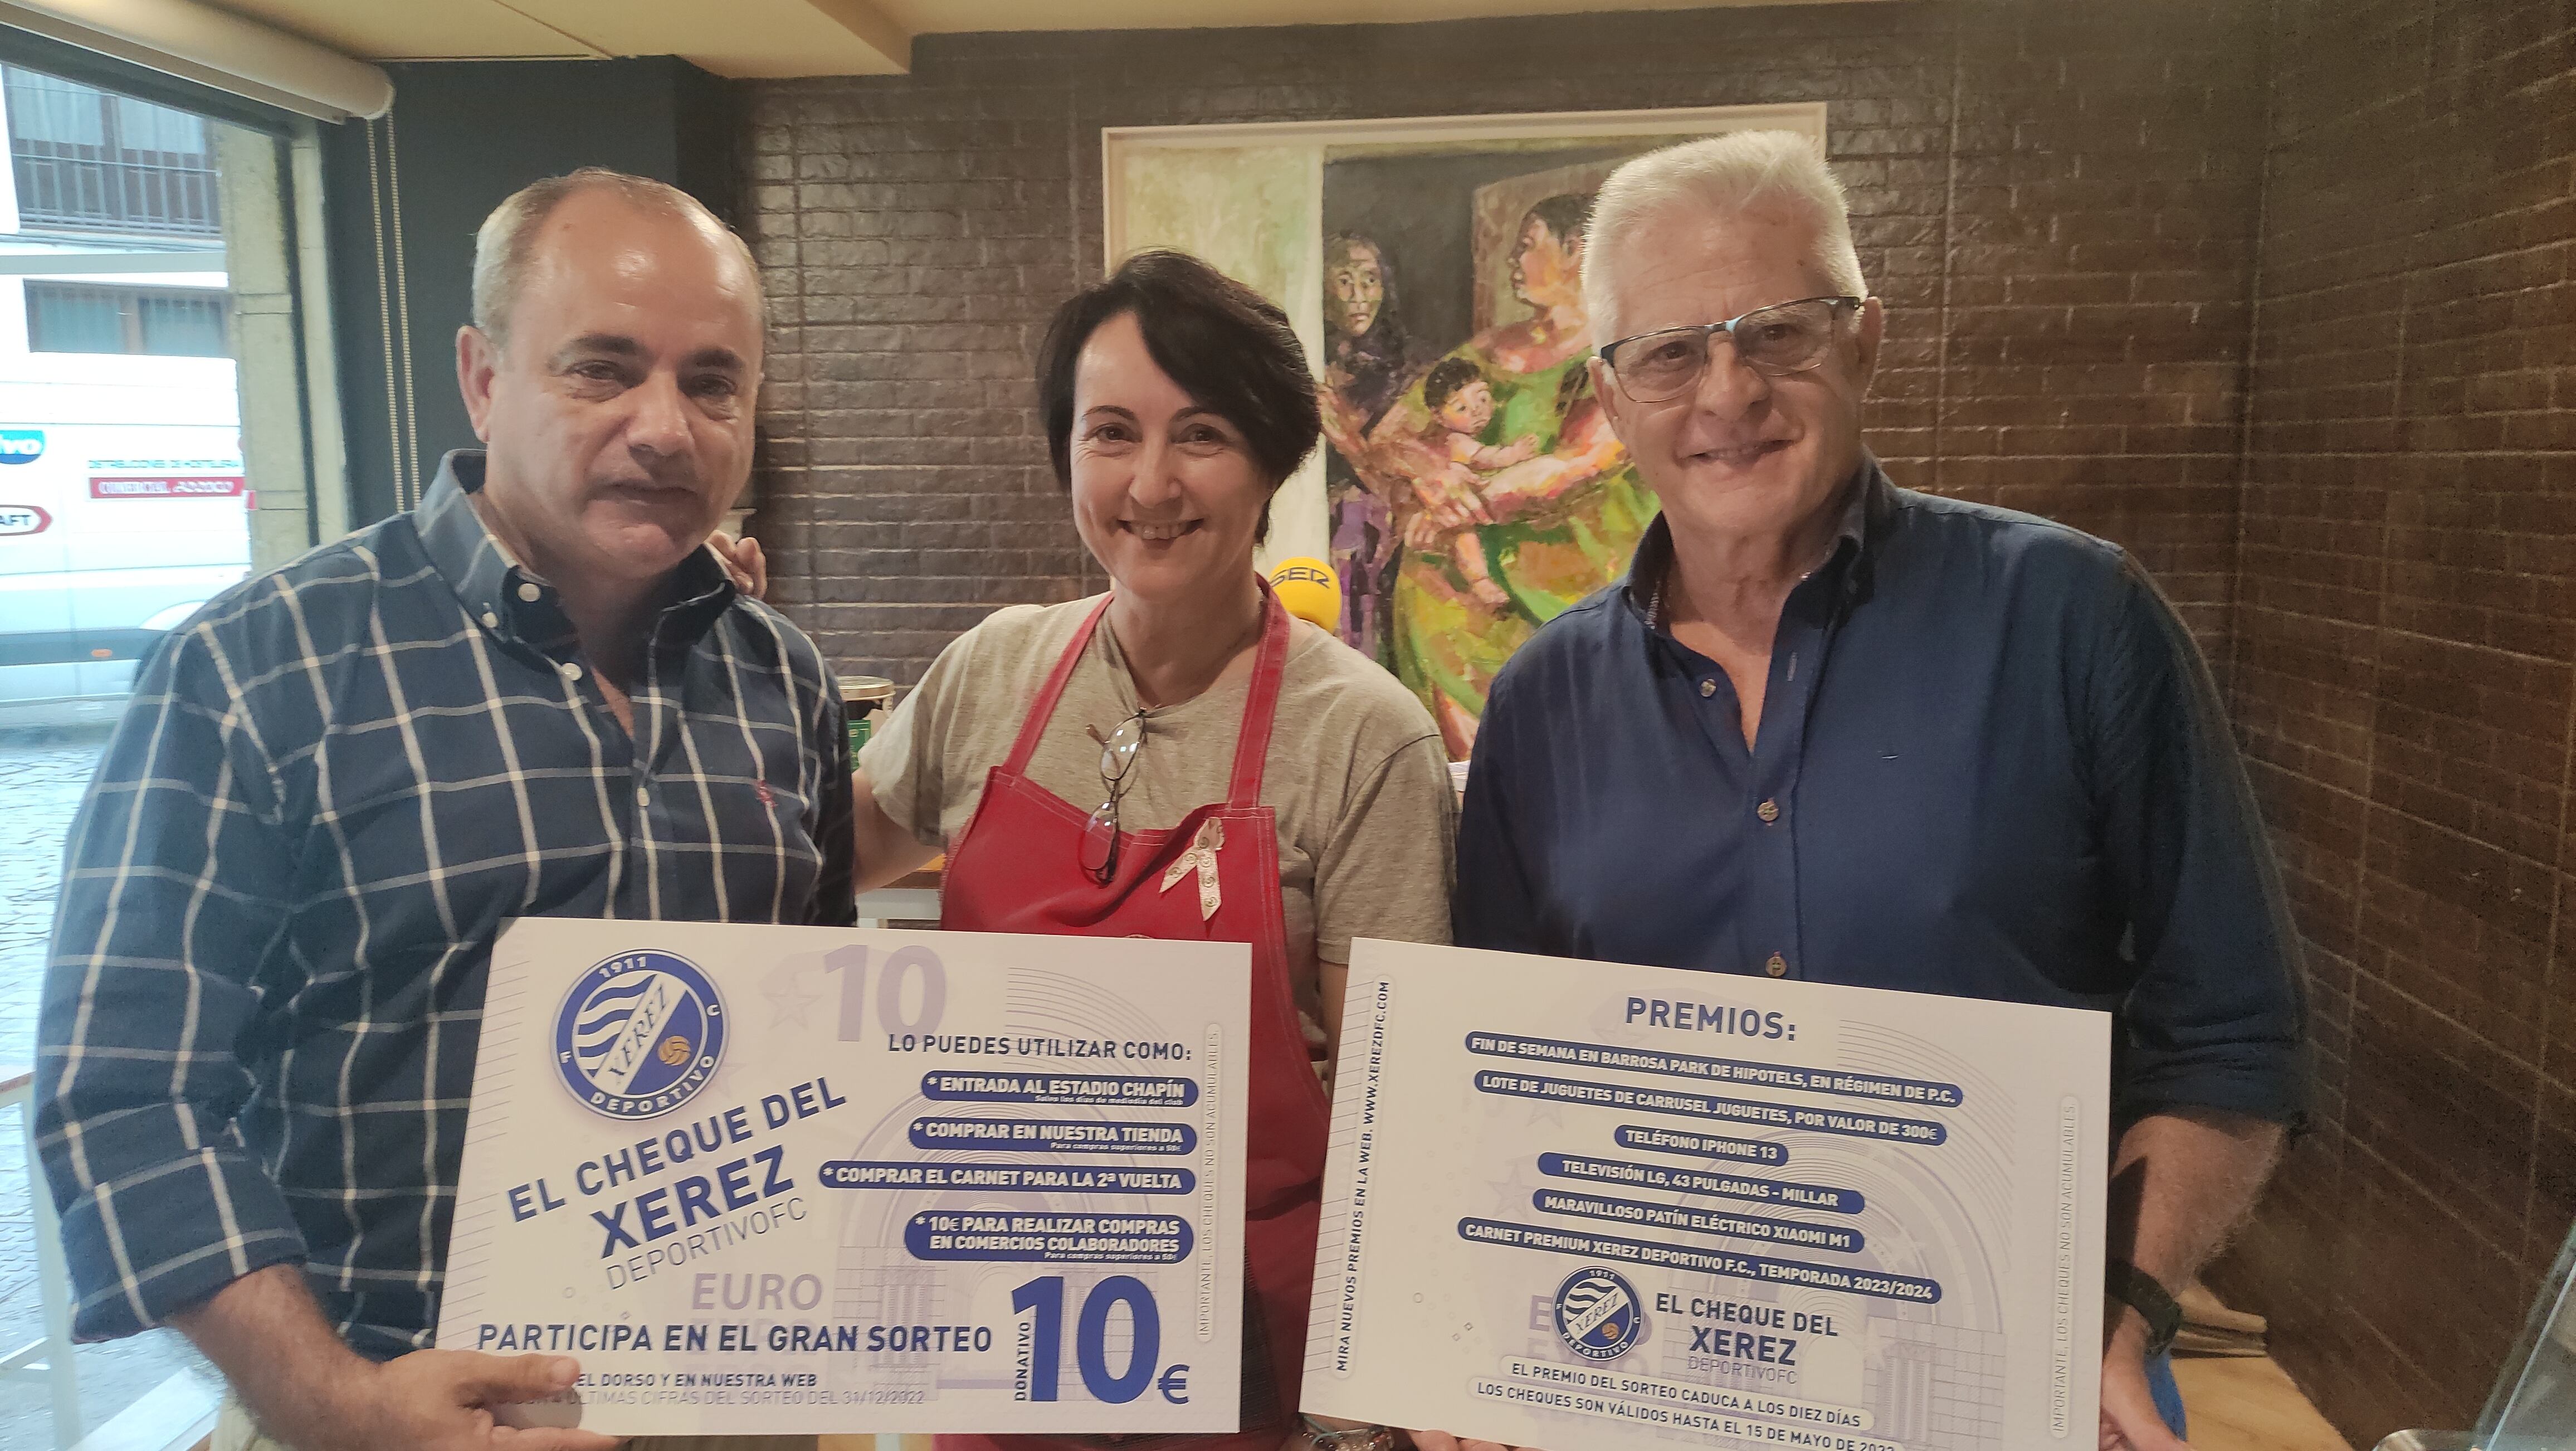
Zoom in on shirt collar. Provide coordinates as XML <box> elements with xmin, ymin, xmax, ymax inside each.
<box><xmin>1623</xmin><ymin>452</ymin><xmax>1889</xmax><ymax>632</ymax></box>
<box><xmin>415</xmin><ymin>448</ymin><xmax>739</xmax><ymax>653</ymax></box>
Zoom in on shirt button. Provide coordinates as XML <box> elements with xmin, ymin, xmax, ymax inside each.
<box><xmin>479</xmin><ymin>610</ymin><xmax>498</xmax><ymax>629</ymax></box>
<box><xmin>1757</xmin><ymin>798</ymin><xmax>1780</xmax><ymax>824</ymax></box>
<box><xmin>560</xmin><ymin>662</ymin><xmax>583</xmax><ymax>681</ymax></box>
<box><xmin>1699</xmin><ymin>679</ymin><xmax>1716</xmax><ymax>698</ymax></box>
<box><xmin>1765</xmin><ymin>952</ymin><xmax>1788</xmax><ymax>977</ymax></box>
<box><xmin>636</xmin><ymin>787</ymin><xmax>650</xmax><ymax>806</ymax></box>
<box><xmin>516</xmin><ymin>582</ymin><xmax>541</xmax><ymax>603</ymax></box>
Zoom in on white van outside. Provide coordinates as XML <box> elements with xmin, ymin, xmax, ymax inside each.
<box><xmin>0</xmin><ymin>64</ymin><xmax>247</xmax><ymax>726</ymax></box>
<box><xmin>0</xmin><ymin>412</ymin><xmax>248</xmax><ymax>715</ymax></box>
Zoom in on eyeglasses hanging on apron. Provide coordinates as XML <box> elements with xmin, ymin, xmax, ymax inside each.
<box><xmin>1082</xmin><ymin>707</ymin><xmax>1150</xmax><ymax>883</ymax></box>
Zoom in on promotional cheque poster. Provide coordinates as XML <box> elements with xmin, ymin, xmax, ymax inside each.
<box><xmin>438</xmin><ymin>918</ymin><xmax>1252</xmax><ymax>1437</ymax></box>
<box><xmin>1302</xmin><ymin>939</ymin><xmax>2111</xmax><ymax>1451</ymax></box>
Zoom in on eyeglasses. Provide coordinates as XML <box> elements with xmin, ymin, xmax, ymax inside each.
<box><xmin>1597</xmin><ymin>296</ymin><xmax>1863</xmax><ymax>403</ymax></box>
<box><xmin>1080</xmin><ymin>708</ymin><xmax>1148</xmax><ymax>884</ymax></box>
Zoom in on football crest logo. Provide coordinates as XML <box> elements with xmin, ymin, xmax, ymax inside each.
<box><xmin>1553</xmin><ymin>1266</ymin><xmax>1644</xmax><ymax>1361</ymax></box>
<box><xmin>554</xmin><ymin>950</ymin><xmax>727</xmax><ymax>1119</ymax></box>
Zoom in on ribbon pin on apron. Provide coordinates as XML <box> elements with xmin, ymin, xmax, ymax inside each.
<box><xmin>1162</xmin><ymin>819</ymin><xmax>1225</xmax><ymax>919</ymax></box>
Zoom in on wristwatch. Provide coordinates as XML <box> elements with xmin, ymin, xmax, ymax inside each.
<box><xmin>2106</xmin><ymin>1258</ymin><xmax>2183</xmax><ymax>1357</ymax></box>
<box><xmin>1301</xmin><ymin>1415</ymin><xmax>1397</xmax><ymax>1451</ymax></box>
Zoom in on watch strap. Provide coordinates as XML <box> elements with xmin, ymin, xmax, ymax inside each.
<box><xmin>1301</xmin><ymin>1416</ymin><xmax>1395</xmax><ymax>1451</ymax></box>
<box><xmin>2106</xmin><ymin>1258</ymin><xmax>2183</xmax><ymax>1357</ymax></box>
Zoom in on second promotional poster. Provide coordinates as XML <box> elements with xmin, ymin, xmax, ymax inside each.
<box><xmin>1302</xmin><ymin>939</ymin><xmax>2111</xmax><ymax>1451</ymax></box>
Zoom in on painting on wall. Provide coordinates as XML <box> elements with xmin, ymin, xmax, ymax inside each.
<box><xmin>1105</xmin><ymin>105</ymin><xmax>1826</xmax><ymax>758</ymax></box>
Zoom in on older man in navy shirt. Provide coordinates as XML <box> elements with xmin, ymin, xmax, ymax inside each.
<box><xmin>1450</xmin><ymin>133</ymin><xmax>2302</xmax><ymax>1451</ymax></box>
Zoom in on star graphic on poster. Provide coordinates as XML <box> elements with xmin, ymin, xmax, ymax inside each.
<box><xmin>762</xmin><ymin>950</ymin><xmax>829</xmax><ymax>1026</ymax></box>
<box><xmin>1487</xmin><ymin>1150</ymin><xmax>1556</xmax><ymax>1219</ymax></box>
<box><xmin>1873</xmin><ymin>1216</ymin><xmax>1929</xmax><ymax>1273</ymax></box>
<box><xmin>1489</xmin><ymin>1085</ymin><xmax>1568</xmax><ymax>1133</ymax></box>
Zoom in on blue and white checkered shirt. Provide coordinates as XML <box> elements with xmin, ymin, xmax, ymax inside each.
<box><xmin>36</xmin><ymin>451</ymin><xmax>857</xmax><ymax>1357</ymax></box>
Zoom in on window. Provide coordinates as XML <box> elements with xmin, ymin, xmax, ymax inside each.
<box><xmin>0</xmin><ymin>48</ymin><xmax>341</xmax><ymax>1451</ymax></box>
<box><xmin>3</xmin><ymin>66</ymin><xmax>220</xmax><ymax>237</ymax></box>
<box><xmin>25</xmin><ymin>281</ymin><xmax>231</xmax><ymax>356</ymax></box>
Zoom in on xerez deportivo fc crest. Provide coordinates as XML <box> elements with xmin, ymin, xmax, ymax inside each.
<box><xmin>1553</xmin><ymin>1266</ymin><xmax>1644</xmax><ymax>1361</ymax></box>
<box><xmin>554</xmin><ymin>950</ymin><xmax>727</xmax><ymax>1119</ymax></box>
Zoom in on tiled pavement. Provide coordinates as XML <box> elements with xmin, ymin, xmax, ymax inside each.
<box><xmin>0</xmin><ymin>725</ymin><xmax>217</xmax><ymax>1448</ymax></box>
<box><xmin>0</xmin><ymin>726</ymin><xmax>106</xmax><ymax>1312</ymax></box>
<box><xmin>0</xmin><ymin>726</ymin><xmax>97</xmax><ymax>1097</ymax></box>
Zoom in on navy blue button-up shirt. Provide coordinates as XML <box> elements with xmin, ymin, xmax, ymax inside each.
<box><xmin>1455</xmin><ymin>457</ymin><xmax>2304</xmax><ymax>1125</ymax></box>
<box><xmin>40</xmin><ymin>451</ymin><xmax>857</xmax><ymax>1355</ymax></box>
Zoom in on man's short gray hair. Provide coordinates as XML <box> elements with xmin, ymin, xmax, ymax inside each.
<box><xmin>1583</xmin><ymin>131</ymin><xmax>1867</xmax><ymax>341</ymax></box>
<box><xmin>471</xmin><ymin>167</ymin><xmax>762</xmax><ymax>348</ymax></box>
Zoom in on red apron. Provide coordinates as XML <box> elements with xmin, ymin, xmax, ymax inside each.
<box><xmin>936</xmin><ymin>588</ymin><xmax>1328</xmax><ymax>1451</ymax></box>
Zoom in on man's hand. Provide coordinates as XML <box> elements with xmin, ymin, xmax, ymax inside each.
<box><xmin>708</xmin><ymin>531</ymin><xmax>768</xmax><ymax>601</ymax></box>
<box><xmin>2090</xmin><ymin>1109</ymin><xmax>2281</xmax><ymax>1451</ymax></box>
<box><xmin>174</xmin><ymin>1265</ymin><xmax>620</xmax><ymax>1451</ymax></box>
<box><xmin>347</xmin><ymin>1350</ymin><xmax>622</xmax><ymax>1451</ymax></box>
<box><xmin>2097</xmin><ymin>1319</ymin><xmax>2187</xmax><ymax>1451</ymax></box>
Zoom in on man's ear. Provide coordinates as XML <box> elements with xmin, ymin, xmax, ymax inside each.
<box><xmin>1587</xmin><ymin>355</ymin><xmax>1634</xmax><ymax>447</ymax></box>
<box><xmin>457</xmin><ymin>325</ymin><xmax>499</xmax><ymax>442</ymax></box>
<box><xmin>1852</xmin><ymin>297</ymin><xmax>1886</xmax><ymax>396</ymax></box>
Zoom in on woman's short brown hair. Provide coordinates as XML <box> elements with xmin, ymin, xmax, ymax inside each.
<box><xmin>1037</xmin><ymin>250</ymin><xmax>1321</xmax><ymax>541</ymax></box>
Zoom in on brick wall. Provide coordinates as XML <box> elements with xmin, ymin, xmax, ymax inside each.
<box><xmin>740</xmin><ymin>3</ymin><xmax>2576</xmax><ymax>1437</ymax></box>
<box><xmin>2208</xmin><ymin>0</ymin><xmax>2576</xmax><ymax>1440</ymax></box>
<box><xmin>741</xmin><ymin>0</ymin><xmax>2267</xmax><ymax>685</ymax></box>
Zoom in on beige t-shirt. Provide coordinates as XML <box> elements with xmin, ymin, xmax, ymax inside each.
<box><xmin>860</xmin><ymin>596</ymin><xmax>1456</xmax><ymax>965</ymax></box>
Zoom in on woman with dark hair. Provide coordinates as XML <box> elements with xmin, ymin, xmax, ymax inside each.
<box><xmin>847</xmin><ymin>249</ymin><xmax>1456</xmax><ymax>1451</ymax></box>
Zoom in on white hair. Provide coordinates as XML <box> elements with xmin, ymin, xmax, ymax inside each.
<box><xmin>471</xmin><ymin>167</ymin><xmax>762</xmax><ymax>348</ymax></box>
<box><xmin>1582</xmin><ymin>130</ymin><xmax>1867</xmax><ymax>342</ymax></box>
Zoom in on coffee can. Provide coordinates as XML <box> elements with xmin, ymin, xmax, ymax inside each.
<box><xmin>841</xmin><ymin>675</ymin><xmax>894</xmax><ymax>759</ymax></box>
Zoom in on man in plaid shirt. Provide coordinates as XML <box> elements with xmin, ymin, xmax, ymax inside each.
<box><xmin>37</xmin><ymin>170</ymin><xmax>855</xmax><ymax>1451</ymax></box>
